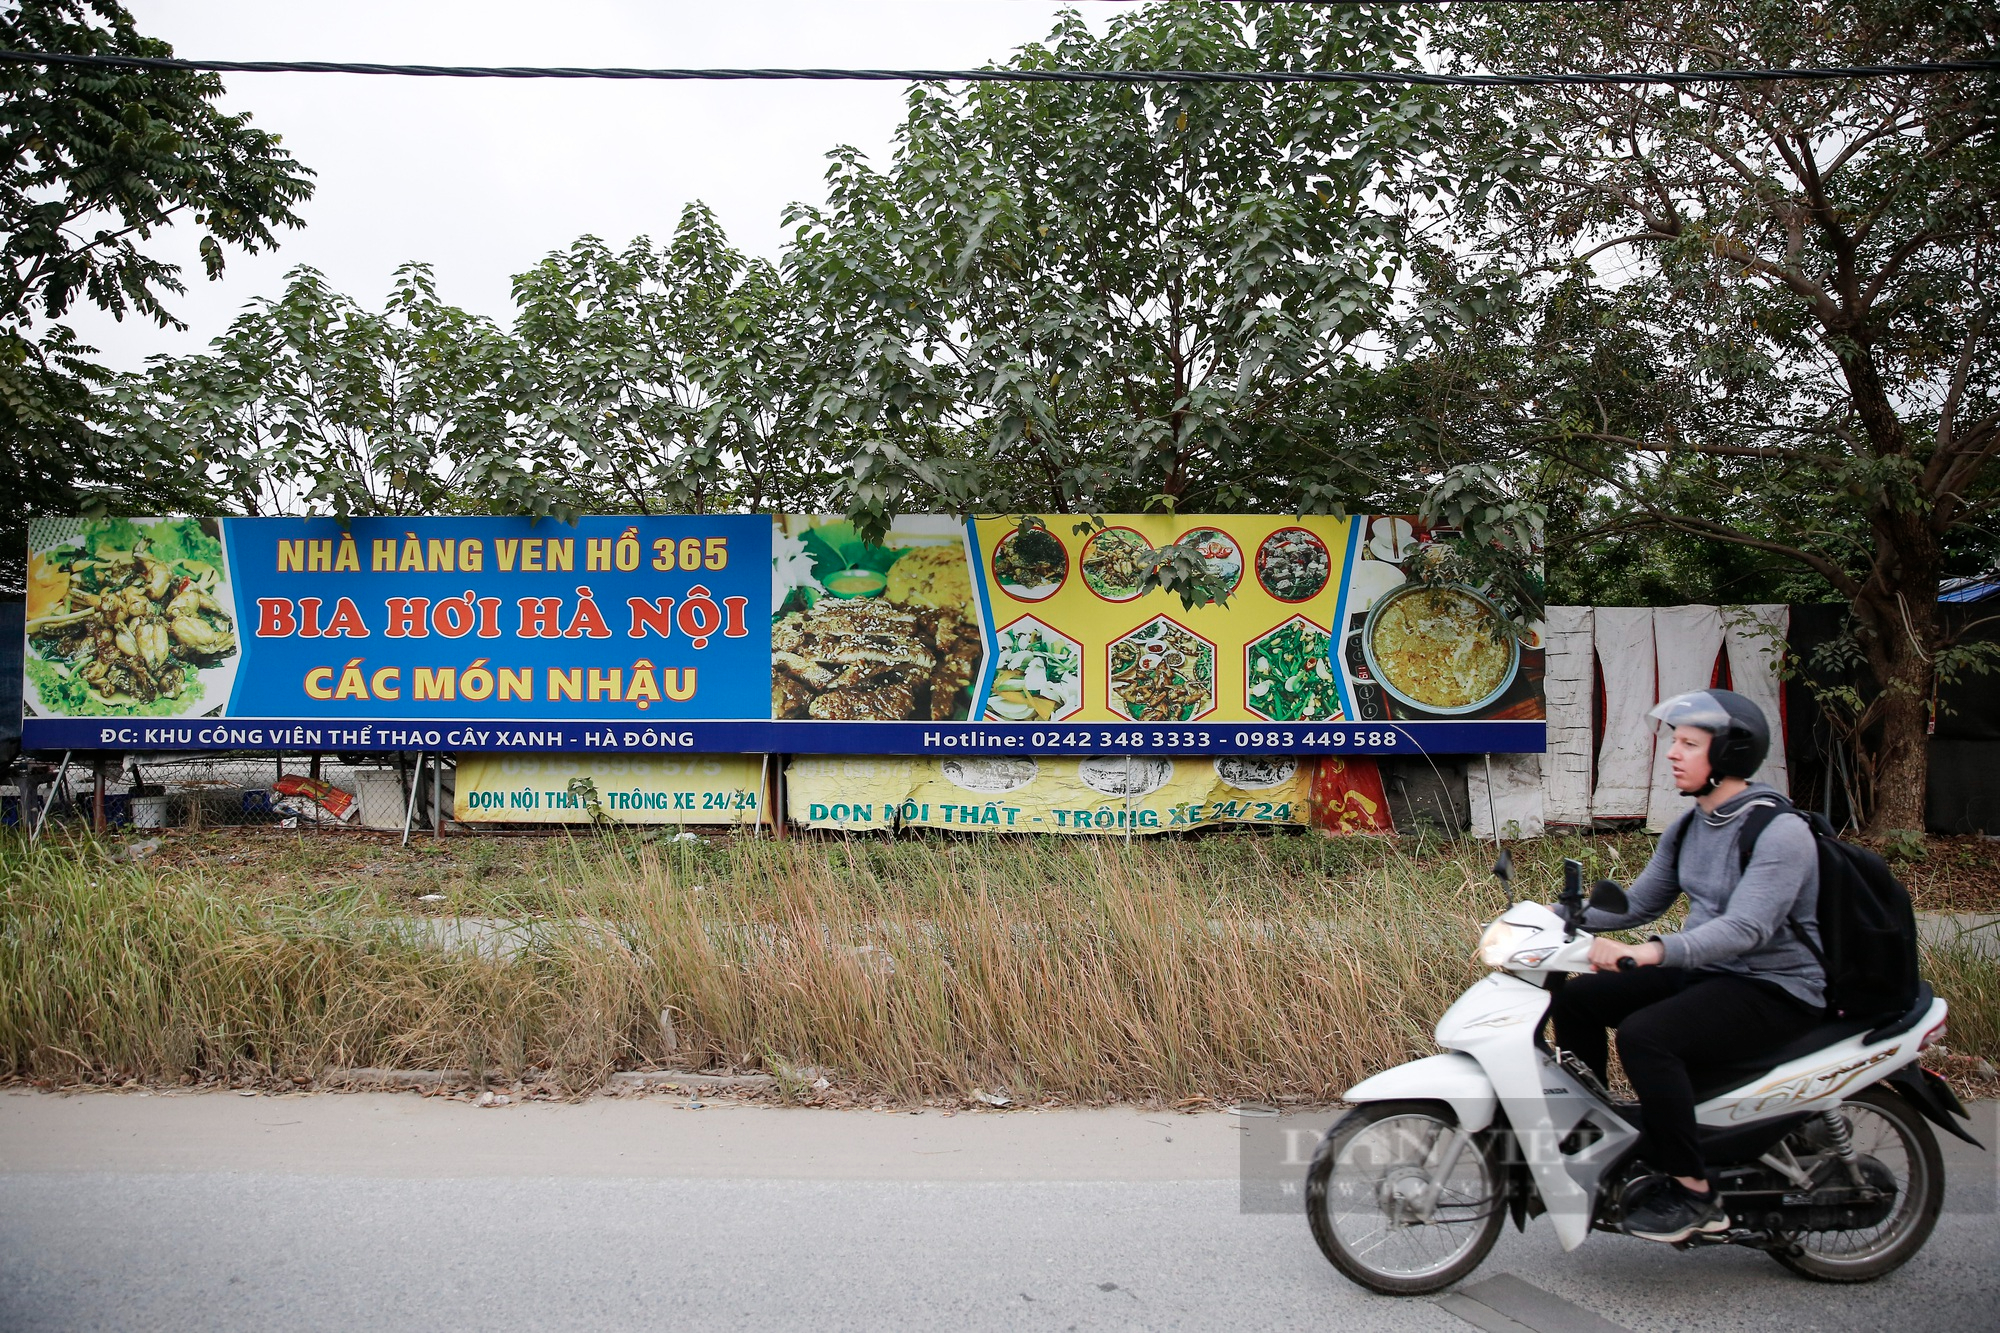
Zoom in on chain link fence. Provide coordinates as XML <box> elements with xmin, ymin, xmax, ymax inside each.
<box><xmin>4</xmin><ymin>752</ymin><xmax>455</xmax><ymax>834</ymax></box>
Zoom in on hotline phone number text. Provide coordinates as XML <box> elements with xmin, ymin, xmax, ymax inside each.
<box><xmin>989</xmin><ymin>727</ymin><xmax>1406</xmax><ymax>751</ymax></box>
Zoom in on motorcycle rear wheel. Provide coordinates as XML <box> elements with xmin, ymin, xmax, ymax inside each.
<box><xmin>1770</xmin><ymin>1086</ymin><xmax>1943</xmax><ymax>1283</ymax></box>
<box><xmin>1306</xmin><ymin>1100</ymin><xmax>1505</xmax><ymax>1296</ymax></box>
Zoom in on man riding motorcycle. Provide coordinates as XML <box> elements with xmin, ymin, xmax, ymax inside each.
<box><xmin>1550</xmin><ymin>688</ymin><xmax>1825</xmax><ymax>1244</ymax></box>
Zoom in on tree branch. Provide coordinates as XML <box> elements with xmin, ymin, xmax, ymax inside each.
<box><xmin>1560</xmin><ymin>454</ymin><xmax>1865</xmax><ymax>599</ymax></box>
<box><xmin>1930</xmin><ymin>300</ymin><xmax>1992</xmax><ymax>462</ymax></box>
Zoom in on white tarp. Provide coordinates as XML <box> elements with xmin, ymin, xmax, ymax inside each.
<box><xmin>1591</xmin><ymin>607</ymin><xmax>1657</xmax><ymax>820</ymax></box>
<box><xmin>1470</xmin><ymin>752</ymin><xmax>1545</xmax><ymax>839</ymax></box>
<box><xmin>1540</xmin><ymin>607</ymin><xmax>1595</xmax><ymax>826</ymax></box>
<box><xmin>1647</xmin><ymin>605</ymin><xmax>1725</xmax><ymax>831</ymax></box>
<box><xmin>1724</xmin><ymin>604</ymin><xmax>1791</xmax><ymax>796</ymax></box>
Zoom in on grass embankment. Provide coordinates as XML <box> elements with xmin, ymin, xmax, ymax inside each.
<box><xmin>2</xmin><ymin>829</ymin><xmax>1995</xmax><ymax>1104</ymax></box>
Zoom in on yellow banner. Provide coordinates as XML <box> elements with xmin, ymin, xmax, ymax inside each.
<box><xmin>972</xmin><ymin>514</ymin><xmax>1361</xmax><ymax>726</ymax></box>
<box><xmin>785</xmin><ymin>754</ymin><xmax>1312</xmax><ymax>835</ymax></box>
<box><xmin>455</xmin><ymin>753</ymin><xmax>766</xmax><ymax>825</ymax></box>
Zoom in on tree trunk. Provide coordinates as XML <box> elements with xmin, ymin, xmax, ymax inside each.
<box><xmin>1865</xmin><ymin>619</ymin><xmax>1933</xmax><ymax>835</ymax></box>
<box><xmin>1854</xmin><ymin>514</ymin><xmax>1940</xmax><ymax>836</ymax></box>
<box><xmin>1828</xmin><ymin>323</ymin><xmax>1935</xmax><ymax>837</ymax></box>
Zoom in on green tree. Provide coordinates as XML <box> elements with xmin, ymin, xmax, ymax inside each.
<box><xmin>508</xmin><ymin>204</ymin><xmax>831</xmax><ymax>515</ymax></box>
<box><xmin>1</xmin><ymin>0</ymin><xmax>313</xmax><ymax>586</ymax></box>
<box><xmin>111</xmin><ymin>264</ymin><xmax>528</xmax><ymax>519</ymax></box>
<box><xmin>1432</xmin><ymin>0</ymin><xmax>1999</xmax><ymax>832</ymax></box>
<box><xmin>784</xmin><ymin>2</ymin><xmax>1518</xmax><ymax>570</ymax></box>
<box><xmin>118</xmin><ymin>209</ymin><xmax>837</xmax><ymax>523</ymax></box>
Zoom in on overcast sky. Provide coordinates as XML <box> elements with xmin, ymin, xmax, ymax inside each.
<box><xmin>69</xmin><ymin>1</ymin><xmax>1108</xmax><ymax>370</ymax></box>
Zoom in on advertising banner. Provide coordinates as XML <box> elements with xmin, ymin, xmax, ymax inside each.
<box><xmin>23</xmin><ymin>514</ymin><xmax>771</xmax><ymax>754</ymax></box>
<box><xmin>22</xmin><ymin>513</ymin><xmax>1543</xmax><ymax>755</ymax></box>
<box><xmin>1307</xmin><ymin>755</ymin><xmax>1397</xmax><ymax>835</ymax></box>
<box><xmin>454</xmin><ymin>753</ymin><xmax>766</xmax><ymax>826</ymax></box>
<box><xmin>785</xmin><ymin>754</ymin><xmax>1314</xmax><ymax>834</ymax></box>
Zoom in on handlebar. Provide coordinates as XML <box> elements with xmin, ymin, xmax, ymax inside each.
<box><xmin>1617</xmin><ymin>955</ymin><xmax>1638</xmax><ymax>972</ymax></box>
<box><xmin>1559</xmin><ymin>858</ymin><xmax>1585</xmax><ymax>939</ymax></box>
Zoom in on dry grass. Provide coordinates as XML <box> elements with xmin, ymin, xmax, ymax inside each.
<box><xmin>3</xmin><ymin>827</ymin><xmax>1994</xmax><ymax>1105</ymax></box>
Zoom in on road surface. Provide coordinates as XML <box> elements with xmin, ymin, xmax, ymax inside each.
<box><xmin>2</xmin><ymin>1090</ymin><xmax>1995</xmax><ymax>1331</ymax></box>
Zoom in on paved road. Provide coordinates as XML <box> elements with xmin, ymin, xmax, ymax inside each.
<box><xmin>2</xmin><ymin>1092</ymin><xmax>1995</xmax><ymax>1332</ymax></box>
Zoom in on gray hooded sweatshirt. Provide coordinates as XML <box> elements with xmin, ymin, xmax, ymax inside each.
<box><xmin>1583</xmin><ymin>783</ymin><xmax>1826</xmax><ymax>1009</ymax></box>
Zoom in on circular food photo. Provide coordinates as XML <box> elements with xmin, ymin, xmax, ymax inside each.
<box><xmin>941</xmin><ymin>757</ymin><xmax>1040</xmax><ymax>795</ymax></box>
<box><xmin>1079</xmin><ymin>526</ymin><xmax>1150</xmax><ymax>602</ymax></box>
<box><xmin>1077</xmin><ymin>756</ymin><xmax>1174</xmax><ymax>799</ymax></box>
<box><xmin>1255</xmin><ymin>527</ymin><xmax>1330</xmax><ymax>602</ymax></box>
<box><xmin>1214</xmin><ymin>757</ymin><xmax>1298</xmax><ymax>790</ymax></box>
<box><xmin>1362</xmin><ymin>583</ymin><xmax>1520</xmax><ymax>716</ymax></box>
<box><xmin>991</xmin><ymin>526</ymin><xmax>1068</xmax><ymax>602</ymax></box>
<box><xmin>1176</xmin><ymin>526</ymin><xmax>1244</xmax><ymax>596</ymax></box>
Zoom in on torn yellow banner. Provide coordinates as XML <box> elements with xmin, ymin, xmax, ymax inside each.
<box><xmin>785</xmin><ymin>755</ymin><xmax>1312</xmax><ymax>834</ymax></box>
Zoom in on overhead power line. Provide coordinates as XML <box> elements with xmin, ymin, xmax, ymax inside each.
<box><xmin>1</xmin><ymin>49</ymin><xmax>1996</xmax><ymax>88</ymax></box>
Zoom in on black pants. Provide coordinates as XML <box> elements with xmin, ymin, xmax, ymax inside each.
<box><xmin>1549</xmin><ymin>968</ymin><xmax>1822</xmax><ymax>1180</ymax></box>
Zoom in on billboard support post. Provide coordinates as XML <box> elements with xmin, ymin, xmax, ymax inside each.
<box><xmin>774</xmin><ymin>756</ymin><xmax>788</xmax><ymax>841</ymax></box>
<box><xmin>402</xmin><ymin>753</ymin><xmax>424</xmax><ymax>848</ymax></box>
<box><xmin>1482</xmin><ymin>752</ymin><xmax>1501</xmax><ymax>852</ymax></box>
<box><xmin>30</xmin><ymin>751</ymin><xmax>70</xmax><ymax>843</ymax></box>
<box><xmin>755</xmin><ymin>753</ymin><xmax>770</xmax><ymax>839</ymax></box>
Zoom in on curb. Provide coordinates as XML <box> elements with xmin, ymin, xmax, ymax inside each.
<box><xmin>319</xmin><ymin>1067</ymin><xmax>778</xmax><ymax>1093</ymax></box>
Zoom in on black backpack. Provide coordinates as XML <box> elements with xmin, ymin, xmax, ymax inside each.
<box><xmin>1666</xmin><ymin>798</ymin><xmax>1921</xmax><ymax>1021</ymax></box>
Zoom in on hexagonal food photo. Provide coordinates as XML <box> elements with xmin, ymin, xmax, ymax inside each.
<box><xmin>984</xmin><ymin>618</ymin><xmax>1084</xmax><ymax>722</ymax></box>
<box><xmin>1107</xmin><ymin>617</ymin><xmax>1216</xmax><ymax>722</ymax></box>
<box><xmin>1245</xmin><ymin>616</ymin><xmax>1340</xmax><ymax>722</ymax></box>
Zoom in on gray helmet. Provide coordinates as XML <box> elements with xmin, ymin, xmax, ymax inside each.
<box><xmin>1648</xmin><ymin>689</ymin><xmax>1771</xmax><ymax>784</ymax></box>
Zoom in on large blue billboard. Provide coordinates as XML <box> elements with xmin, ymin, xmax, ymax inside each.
<box><xmin>19</xmin><ymin>514</ymin><xmax>1546</xmax><ymax>756</ymax></box>
<box><xmin>221</xmin><ymin>515</ymin><xmax>768</xmax><ymax>723</ymax></box>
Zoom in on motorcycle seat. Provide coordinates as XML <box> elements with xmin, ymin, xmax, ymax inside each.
<box><xmin>1689</xmin><ymin>983</ymin><xmax>1934</xmax><ymax>1102</ymax></box>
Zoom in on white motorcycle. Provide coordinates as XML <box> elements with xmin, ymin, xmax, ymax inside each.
<box><xmin>1306</xmin><ymin>856</ymin><xmax>1981</xmax><ymax>1295</ymax></box>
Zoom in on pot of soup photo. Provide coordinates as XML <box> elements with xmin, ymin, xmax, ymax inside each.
<box><xmin>1360</xmin><ymin>583</ymin><xmax>1519</xmax><ymax>716</ymax></box>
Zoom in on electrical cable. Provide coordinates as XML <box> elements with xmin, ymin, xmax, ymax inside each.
<box><xmin>1</xmin><ymin>49</ymin><xmax>1996</xmax><ymax>88</ymax></box>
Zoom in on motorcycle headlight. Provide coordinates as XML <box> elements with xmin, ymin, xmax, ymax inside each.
<box><xmin>1479</xmin><ymin>919</ymin><xmax>1528</xmax><ymax>967</ymax></box>
<box><xmin>1508</xmin><ymin>945</ymin><xmax>1561</xmax><ymax>969</ymax></box>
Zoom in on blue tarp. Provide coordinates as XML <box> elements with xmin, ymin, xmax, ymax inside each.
<box><xmin>1939</xmin><ymin>573</ymin><xmax>2000</xmax><ymax>603</ymax></box>
<box><xmin>1</xmin><ymin>600</ymin><xmax>21</xmax><ymax>753</ymax></box>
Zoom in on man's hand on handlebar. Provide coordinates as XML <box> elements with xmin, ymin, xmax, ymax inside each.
<box><xmin>1588</xmin><ymin>938</ymin><xmax>1665</xmax><ymax>973</ymax></box>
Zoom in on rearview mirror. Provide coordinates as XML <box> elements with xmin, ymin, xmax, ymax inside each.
<box><xmin>1589</xmin><ymin>879</ymin><xmax>1629</xmax><ymax>915</ymax></box>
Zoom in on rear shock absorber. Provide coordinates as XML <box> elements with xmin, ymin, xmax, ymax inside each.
<box><xmin>1820</xmin><ymin>1109</ymin><xmax>1866</xmax><ymax>1186</ymax></box>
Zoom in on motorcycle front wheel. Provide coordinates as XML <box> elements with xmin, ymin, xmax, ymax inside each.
<box><xmin>1306</xmin><ymin>1100</ymin><xmax>1505</xmax><ymax>1295</ymax></box>
<box><xmin>1770</xmin><ymin>1085</ymin><xmax>1944</xmax><ymax>1282</ymax></box>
